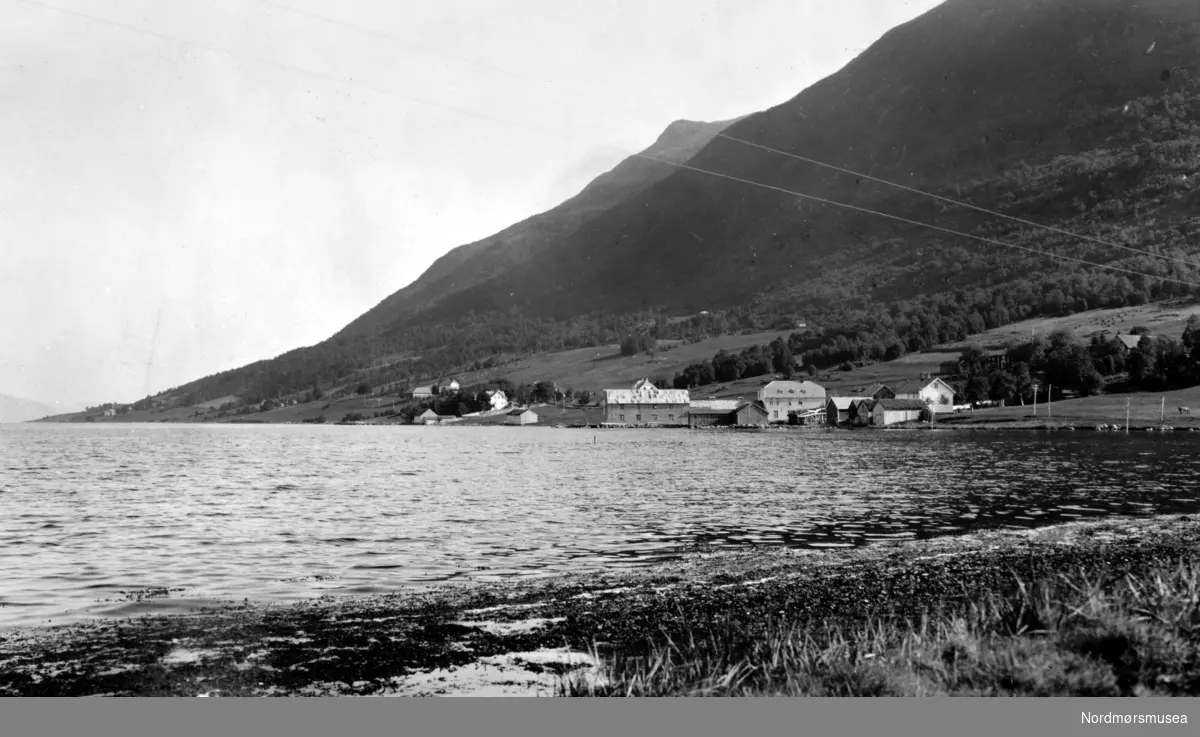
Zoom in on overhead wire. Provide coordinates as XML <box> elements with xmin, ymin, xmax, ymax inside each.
<box><xmin>715</xmin><ymin>132</ymin><xmax>1200</xmax><ymax>270</ymax></box>
<box><xmin>14</xmin><ymin>0</ymin><xmax>1200</xmax><ymax>290</ymax></box>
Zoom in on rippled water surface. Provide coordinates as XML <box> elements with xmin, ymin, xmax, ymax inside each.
<box><xmin>2</xmin><ymin>423</ymin><xmax>1199</xmax><ymax>628</ymax></box>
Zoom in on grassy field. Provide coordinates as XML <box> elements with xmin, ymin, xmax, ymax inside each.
<box><xmin>938</xmin><ymin>386</ymin><xmax>1200</xmax><ymax>429</ymax></box>
<box><xmin>493</xmin><ymin>331</ymin><xmax>794</xmax><ymax>392</ymax></box>
<box><xmin>940</xmin><ymin>300</ymin><xmax>1200</xmax><ymax>350</ymax></box>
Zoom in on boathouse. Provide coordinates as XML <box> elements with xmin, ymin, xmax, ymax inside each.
<box><xmin>871</xmin><ymin>399</ymin><xmax>929</xmax><ymax>426</ymax></box>
<box><xmin>416</xmin><ymin>408</ymin><xmax>439</xmax><ymax>425</ymax></box>
<box><xmin>505</xmin><ymin>408</ymin><xmax>538</xmax><ymax>425</ymax></box>
<box><xmin>825</xmin><ymin>397</ymin><xmax>857</xmax><ymax>426</ymax></box>
<box><xmin>687</xmin><ymin>399</ymin><xmax>740</xmax><ymax>428</ymax></box>
<box><xmin>733</xmin><ymin>401</ymin><xmax>769</xmax><ymax>427</ymax></box>
<box><xmin>849</xmin><ymin>399</ymin><xmax>874</xmax><ymax>426</ymax></box>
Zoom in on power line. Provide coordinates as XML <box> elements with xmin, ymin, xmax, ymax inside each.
<box><xmin>16</xmin><ymin>0</ymin><xmax>1200</xmax><ymax>292</ymax></box>
<box><xmin>244</xmin><ymin>0</ymin><xmax>1200</xmax><ymax>275</ymax></box>
<box><xmin>254</xmin><ymin>0</ymin><xmax>538</xmax><ymax>83</ymax></box>
<box><xmin>12</xmin><ymin>0</ymin><xmax>548</xmax><ymax>138</ymax></box>
<box><xmin>715</xmin><ymin>132</ymin><xmax>1200</xmax><ymax>271</ymax></box>
<box><xmin>632</xmin><ymin>152</ymin><xmax>1200</xmax><ymax>289</ymax></box>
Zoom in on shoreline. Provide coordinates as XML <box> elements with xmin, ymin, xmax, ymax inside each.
<box><xmin>1</xmin><ymin>513</ymin><xmax>1196</xmax><ymax>696</ymax></box>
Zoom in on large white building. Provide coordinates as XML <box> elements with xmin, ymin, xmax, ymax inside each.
<box><xmin>602</xmin><ymin>378</ymin><xmax>690</xmax><ymax>426</ymax></box>
<box><xmin>757</xmin><ymin>380</ymin><xmax>826</xmax><ymax>423</ymax></box>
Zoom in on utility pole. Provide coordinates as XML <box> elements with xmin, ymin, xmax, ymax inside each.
<box><xmin>1048</xmin><ymin>384</ymin><xmax>1052</xmax><ymax>419</ymax></box>
<box><xmin>1032</xmin><ymin>384</ymin><xmax>1039</xmax><ymax>416</ymax></box>
<box><xmin>1126</xmin><ymin>398</ymin><xmax>1131</xmax><ymax>433</ymax></box>
<box><xmin>1161</xmin><ymin>396</ymin><xmax>1165</xmax><ymax>424</ymax></box>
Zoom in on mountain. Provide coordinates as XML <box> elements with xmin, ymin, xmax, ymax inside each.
<box><xmin>340</xmin><ymin>117</ymin><xmax>742</xmax><ymax>336</ymax></box>
<box><xmin>151</xmin><ymin>0</ymin><xmax>1200</xmax><ymax>407</ymax></box>
<box><xmin>0</xmin><ymin>393</ymin><xmax>58</xmax><ymax>423</ymax></box>
<box><xmin>418</xmin><ymin>0</ymin><xmax>1200</xmax><ymax>321</ymax></box>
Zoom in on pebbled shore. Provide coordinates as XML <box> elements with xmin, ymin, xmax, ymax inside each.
<box><xmin>1</xmin><ymin>514</ymin><xmax>1197</xmax><ymax>697</ymax></box>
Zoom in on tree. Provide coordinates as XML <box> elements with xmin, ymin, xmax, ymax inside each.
<box><xmin>356</xmin><ymin>384</ymin><xmax>371</xmax><ymax>395</ymax></box>
<box><xmin>532</xmin><ymin>381</ymin><xmax>557</xmax><ymax>403</ymax></box>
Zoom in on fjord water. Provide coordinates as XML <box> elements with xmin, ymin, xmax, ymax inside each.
<box><xmin>2</xmin><ymin>423</ymin><xmax>1198</xmax><ymax>629</ymax></box>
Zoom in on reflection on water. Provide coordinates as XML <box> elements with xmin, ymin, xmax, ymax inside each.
<box><xmin>1</xmin><ymin>423</ymin><xmax>1198</xmax><ymax>628</ymax></box>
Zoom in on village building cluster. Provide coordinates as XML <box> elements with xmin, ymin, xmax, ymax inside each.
<box><xmin>409</xmin><ymin>368</ymin><xmax>964</xmax><ymax>430</ymax></box>
<box><xmin>593</xmin><ymin>375</ymin><xmax>958</xmax><ymax>429</ymax></box>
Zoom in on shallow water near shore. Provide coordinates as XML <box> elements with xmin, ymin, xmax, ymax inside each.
<box><xmin>2</xmin><ymin>422</ymin><xmax>1199</xmax><ymax>629</ymax></box>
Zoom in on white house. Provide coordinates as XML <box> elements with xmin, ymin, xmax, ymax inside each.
<box><xmin>871</xmin><ymin>399</ymin><xmax>928</xmax><ymax>426</ymax></box>
<box><xmin>485</xmin><ymin>390</ymin><xmax>509</xmax><ymax>411</ymax></box>
<box><xmin>416</xmin><ymin>409</ymin><xmax>439</xmax><ymax>425</ymax></box>
<box><xmin>446</xmin><ymin>379</ymin><xmax>461</xmax><ymax>392</ymax></box>
<box><xmin>891</xmin><ymin>377</ymin><xmax>957</xmax><ymax>413</ymax></box>
<box><xmin>758</xmin><ymin>380</ymin><xmax>826</xmax><ymax>423</ymax></box>
<box><xmin>505</xmin><ymin>408</ymin><xmax>538</xmax><ymax>425</ymax></box>
<box><xmin>412</xmin><ymin>386</ymin><xmax>434</xmax><ymax>400</ymax></box>
<box><xmin>102</xmin><ymin>407</ymin><xmax>116</xmax><ymax>418</ymax></box>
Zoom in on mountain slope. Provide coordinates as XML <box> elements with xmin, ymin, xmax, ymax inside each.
<box><xmin>146</xmin><ymin>0</ymin><xmax>1200</xmax><ymax>408</ymax></box>
<box><xmin>415</xmin><ymin>0</ymin><xmax>1200</xmax><ymax>321</ymax></box>
<box><xmin>0</xmin><ymin>393</ymin><xmax>57</xmax><ymax>423</ymax></box>
<box><xmin>340</xmin><ymin>117</ymin><xmax>741</xmax><ymax>336</ymax></box>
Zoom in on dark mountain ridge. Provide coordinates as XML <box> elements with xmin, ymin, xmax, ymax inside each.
<box><xmin>145</xmin><ymin>0</ymin><xmax>1200</xmax><ymax>407</ymax></box>
<box><xmin>340</xmin><ymin>117</ymin><xmax>741</xmax><ymax>337</ymax></box>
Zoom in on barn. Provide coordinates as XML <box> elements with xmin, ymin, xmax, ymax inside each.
<box><xmin>871</xmin><ymin>399</ymin><xmax>929</xmax><ymax>426</ymax></box>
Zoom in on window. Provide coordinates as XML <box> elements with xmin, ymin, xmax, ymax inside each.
<box><xmin>668</xmin><ymin>414</ymin><xmax>674</xmax><ymax>420</ymax></box>
<box><xmin>619</xmin><ymin>413</ymin><xmax>625</xmax><ymax>421</ymax></box>
<box><xmin>652</xmin><ymin>414</ymin><xmax>659</xmax><ymax>421</ymax></box>
<box><xmin>636</xmin><ymin>414</ymin><xmax>642</xmax><ymax>421</ymax></box>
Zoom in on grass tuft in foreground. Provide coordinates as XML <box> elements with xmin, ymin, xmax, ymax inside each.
<box><xmin>562</xmin><ymin>558</ymin><xmax>1200</xmax><ymax>696</ymax></box>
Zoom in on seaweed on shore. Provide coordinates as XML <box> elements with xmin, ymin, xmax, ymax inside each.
<box><xmin>0</xmin><ymin>515</ymin><xmax>1197</xmax><ymax>697</ymax></box>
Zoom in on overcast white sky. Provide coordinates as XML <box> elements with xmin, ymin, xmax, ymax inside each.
<box><xmin>1</xmin><ymin>0</ymin><xmax>942</xmax><ymax>408</ymax></box>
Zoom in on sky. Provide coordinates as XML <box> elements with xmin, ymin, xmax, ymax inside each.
<box><xmin>0</xmin><ymin>0</ymin><xmax>943</xmax><ymax>409</ymax></box>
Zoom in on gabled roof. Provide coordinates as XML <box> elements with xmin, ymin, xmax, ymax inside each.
<box><xmin>412</xmin><ymin>385</ymin><xmax>434</xmax><ymax>394</ymax></box>
<box><xmin>687</xmin><ymin>407</ymin><xmax>733</xmax><ymax>416</ymax></box>
<box><xmin>604</xmin><ymin>378</ymin><xmax>690</xmax><ymax>404</ymax></box>
<box><xmin>826</xmin><ymin>396</ymin><xmax>858</xmax><ymax>410</ymax></box>
<box><xmin>734</xmin><ymin>400</ymin><xmax>768</xmax><ymax>414</ymax></box>
<box><xmin>507</xmin><ymin>408</ymin><xmax>536</xmax><ymax>416</ymax></box>
<box><xmin>759</xmin><ymin>380</ymin><xmax>825</xmax><ymax>398</ymax></box>
<box><xmin>689</xmin><ymin>399</ymin><xmax>741</xmax><ymax>412</ymax></box>
<box><xmin>891</xmin><ymin>377</ymin><xmax>953</xmax><ymax>395</ymax></box>
<box><xmin>1116</xmin><ymin>334</ymin><xmax>1144</xmax><ymax>350</ymax></box>
<box><xmin>874</xmin><ymin>398</ymin><xmax>929</xmax><ymax>411</ymax></box>
<box><xmin>417</xmin><ymin>408</ymin><xmax>438</xmax><ymax>417</ymax></box>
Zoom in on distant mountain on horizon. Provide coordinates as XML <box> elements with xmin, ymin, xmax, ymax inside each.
<box><xmin>0</xmin><ymin>393</ymin><xmax>62</xmax><ymax>423</ymax></box>
<box><xmin>143</xmin><ymin>0</ymin><xmax>1200</xmax><ymax>408</ymax></box>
